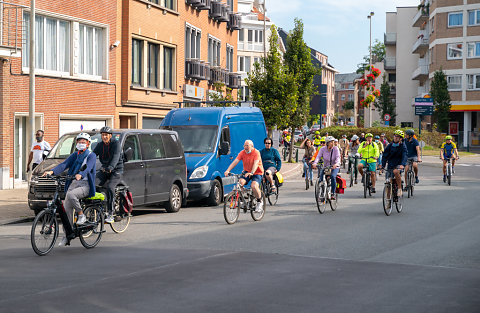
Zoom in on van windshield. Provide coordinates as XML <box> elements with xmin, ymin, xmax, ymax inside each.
<box><xmin>168</xmin><ymin>126</ymin><xmax>218</xmax><ymax>153</ymax></box>
<box><xmin>47</xmin><ymin>133</ymin><xmax>121</xmax><ymax>159</ymax></box>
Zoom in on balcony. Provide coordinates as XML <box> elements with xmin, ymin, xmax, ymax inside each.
<box><xmin>412</xmin><ymin>65</ymin><xmax>429</xmax><ymax>80</ymax></box>
<box><xmin>185</xmin><ymin>59</ymin><xmax>210</xmax><ymax>81</ymax></box>
<box><xmin>412</xmin><ymin>32</ymin><xmax>429</xmax><ymax>54</ymax></box>
<box><xmin>209</xmin><ymin>1</ymin><xmax>229</xmax><ymax>22</ymax></box>
<box><xmin>390</xmin><ymin>82</ymin><xmax>396</xmax><ymax>95</ymax></box>
<box><xmin>209</xmin><ymin>67</ymin><xmax>228</xmax><ymax>84</ymax></box>
<box><xmin>228</xmin><ymin>73</ymin><xmax>241</xmax><ymax>89</ymax></box>
<box><xmin>0</xmin><ymin>2</ymin><xmax>26</xmax><ymax>58</ymax></box>
<box><xmin>188</xmin><ymin>0</ymin><xmax>211</xmax><ymax>10</ymax></box>
<box><xmin>412</xmin><ymin>4</ymin><xmax>429</xmax><ymax>27</ymax></box>
<box><xmin>227</xmin><ymin>13</ymin><xmax>241</xmax><ymax>30</ymax></box>
<box><xmin>384</xmin><ymin>57</ymin><xmax>396</xmax><ymax>70</ymax></box>
<box><xmin>384</xmin><ymin>33</ymin><xmax>396</xmax><ymax>46</ymax></box>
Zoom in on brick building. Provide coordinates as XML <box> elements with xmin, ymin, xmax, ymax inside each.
<box><xmin>335</xmin><ymin>73</ymin><xmax>361</xmax><ymax>125</ymax></box>
<box><xmin>0</xmin><ymin>0</ymin><xmax>118</xmax><ymax>188</ymax></box>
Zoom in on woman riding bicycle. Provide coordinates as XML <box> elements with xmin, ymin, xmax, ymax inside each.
<box><xmin>381</xmin><ymin>130</ymin><xmax>407</xmax><ymax>198</ymax></box>
<box><xmin>300</xmin><ymin>138</ymin><xmax>316</xmax><ymax>185</ymax></box>
<box><xmin>312</xmin><ymin>136</ymin><xmax>341</xmax><ymax>200</ymax></box>
<box><xmin>260</xmin><ymin>137</ymin><xmax>282</xmax><ymax>193</ymax></box>
<box><xmin>42</xmin><ymin>133</ymin><xmax>97</xmax><ymax>246</ymax></box>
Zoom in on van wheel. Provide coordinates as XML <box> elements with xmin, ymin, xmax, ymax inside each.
<box><xmin>207</xmin><ymin>179</ymin><xmax>222</xmax><ymax>206</ymax></box>
<box><xmin>165</xmin><ymin>184</ymin><xmax>182</xmax><ymax>213</ymax></box>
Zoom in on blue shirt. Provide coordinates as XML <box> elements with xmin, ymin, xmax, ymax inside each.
<box><xmin>260</xmin><ymin>147</ymin><xmax>282</xmax><ymax>171</ymax></box>
<box><xmin>382</xmin><ymin>142</ymin><xmax>408</xmax><ymax>169</ymax></box>
<box><xmin>405</xmin><ymin>138</ymin><xmax>419</xmax><ymax>158</ymax></box>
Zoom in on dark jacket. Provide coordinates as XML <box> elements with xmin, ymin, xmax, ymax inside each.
<box><xmin>93</xmin><ymin>139</ymin><xmax>124</xmax><ymax>173</ymax></box>
<box><xmin>382</xmin><ymin>141</ymin><xmax>408</xmax><ymax>169</ymax></box>
<box><xmin>52</xmin><ymin>151</ymin><xmax>97</xmax><ymax>197</ymax></box>
<box><xmin>260</xmin><ymin>147</ymin><xmax>282</xmax><ymax>171</ymax></box>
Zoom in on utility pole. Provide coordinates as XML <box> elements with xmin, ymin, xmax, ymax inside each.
<box><xmin>28</xmin><ymin>0</ymin><xmax>36</xmax><ymax>166</ymax></box>
<box><xmin>263</xmin><ymin>0</ymin><xmax>266</xmax><ymax>60</ymax></box>
<box><xmin>367</xmin><ymin>11</ymin><xmax>374</xmax><ymax>127</ymax></box>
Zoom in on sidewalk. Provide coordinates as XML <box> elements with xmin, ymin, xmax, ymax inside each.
<box><xmin>0</xmin><ymin>187</ymin><xmax>33</xmax><ymax>225</ymax></box>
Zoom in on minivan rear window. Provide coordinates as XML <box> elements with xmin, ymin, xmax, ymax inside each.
<box><xmin>166</xmin><ymin>126</ymin><xmax>218</xmax><ymax>153</ymax></box>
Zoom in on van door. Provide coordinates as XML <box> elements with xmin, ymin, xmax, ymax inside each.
<box><xmin>139</xmin><ymin>133</ymin><xmax>168</xmax><ymax>204</ymax></box>
<box><xmin>122</xmin><ymin>134</ymin><xmax>146</xmax><ymax>205</ymax></box>
<box><xmin>218</xmin><ymin>126</ymin><xmax>235</xmax><ymax>194</ymax></box>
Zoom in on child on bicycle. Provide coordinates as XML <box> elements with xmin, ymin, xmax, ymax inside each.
<box><xmin>42</xmin><ymin>133</ymin><xmax>97</xmax><ymax>246</ymax></box>
<box><xmin>381</xmin><ymin>130</ymin><xmax>407</xmax><ymax>199</ymax></box>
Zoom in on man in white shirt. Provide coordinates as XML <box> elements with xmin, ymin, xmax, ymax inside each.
<box><xmin>27</xmin><ymin>130</ymin><xmax>51</xmax><ymax>172</ymax></box>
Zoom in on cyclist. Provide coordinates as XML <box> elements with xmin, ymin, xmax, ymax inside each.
<box><xmin>359</xmin><ymin>132</ymin><xmax>366</xmax><ymax>143</ymax></box>
<box><xmin>440</xmin><ymin>135</ymin><xmax>459</xmax><ymax>182</ymax></box>
<box><xmin>339</xmin><ymin>134</ymin><xmax>348</xmax><ymax>162</ymax></box>
<box><xmin>93</xmin><ymin>126</ymin><xmax>123</xmax><ymax>223</ymax></box>
<box><xmin>346</xmin><ymin>135</ymin><xmax>361</xmax><ymax>184</ymax></box>
<box><xmin>42</xmin><ymin>133</ymin><xmax>97</xmax><ymax>246</ymax></box>
<box><xmin>260</xmin><ymin>137</ymin><xmax>282</xmax><ymax>192</ymax></box>
<box><xmin>311</xmin><ymin>136</ymin><xmax>326</xmax><ymax>162</ymax></box>
<box><xmin>374</xmin><ymin>135</ymin><xmax>384</xmax><ymax>172</ymax></box>
<box><xmin>312</xmin><ymin>136</ymin><xmax>341</xmax><ymax>200</ymax></box>
<box><xmin>357</xmin><ymin>133</ymin><xmax>379</xmax><ymax>193</ymax></box>
<box><xmin>300</xmin><ymin>138</ymin><xmax>316</xmax><ymax>184</ymax></box>
<box><xmin>381</xmin><ymin>130</ymin><xmax>408</xmax><ymax>200</ymax></box>
<box><xmin>313</xmin><ymin>131</ymin><xmax>322</xmax><ymax>149</ymax></box>
<box><xmin>224</xmin><ymin>140</ymin><xmax>265</xmax><ymax>213</ymax></box>
<box><xmin>380</xmin><ymin>133</ymin><xmax>389</xmax><ymax>147</ymax></box>
<box><xmin>284</xmin><ymin>131</ymin><xmax>292</xmax><ymax>149</ymax></box>
<box><xmin>404</xmin><ymin>129</ymin><xmax>421</xmax><ymax>185</ymax></box>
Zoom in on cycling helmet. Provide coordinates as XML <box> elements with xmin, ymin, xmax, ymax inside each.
<box><xmin>374</xmin><ymin>135</ymin><xmax>380</xmax><ymax>139</ymax></box>
<box><xmin>445</xmin><ymin>135</ymin><xmax>453</xmax><ymax>140</ymax></box>
<box><xmin>325</xmin><ymin>136</ymin><xmax>335</xmax><ymax>143</ymax></box>
<box><xmin>76</xmin><ymin>132</ymin><xmax>91</xmax><ymax>142</ymax></box>
<box><xmin>315</xmin><ymin>131</ymin><xmax>320</xmax><ymax>135</ymax></box>
<box><xmin>405</xmin><ymin>129</ymin><xmax>415</xmax><ymax>136</ymax></box>
<box><xmin>100</xmin><ymin>126</ymin><xmax>113</xmax><ymax>134</ymax></box>
<box><xmin>342</xmin><ymin>134</ymin><xmax>347</xmax><ymax>138</ymax></box>
<box><xmin>320</xmin><ymin>136</ymin><xmax>326</xmax><ymax>142</ymax></box>
<box><xmin>394</xmin><ymin>130</ymin><xmax>404</xmax><ymax>138</ymax></box>
<box><xmin>351</xmin><ymin>135</ymin><xmax>359</xmax><ymax>141</ymax></box>
<box><xmin>365</xmin><ymin>133</ymin><xmax>373</xmax><ymax>138</ymax></box>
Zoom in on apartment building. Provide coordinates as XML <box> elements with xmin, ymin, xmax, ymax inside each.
<box><xmin>335</xmin><ymin>73</ymin><xmax>362</xmax><ymax>125</ymax></box>
<box><xmin>0</xmin><ymin>0</ymin><xmax>118</xmax><ymax>188</ymax></box>
<box><xmin>311</xmin><ymin>49</ymin><xmax>338</xmax><ymax>127</ymax></box>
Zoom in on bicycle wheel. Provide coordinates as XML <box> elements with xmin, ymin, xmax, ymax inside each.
<box><xmin>396</xmin><ymin>183</ymin><xmax>404</xmax><ymax>213</ymax></box>
<box><xmin>251</xmin><ymin>190</ymin><xmax>266</xmax><ymax>221</ymax></box>
<box><xmin>407</xmin><ymin>171</ymin><xmax>412</xmax><ymax>198</ymax></box>
<box><xmin>223</xmin><ymin>191</ymin><xmax>240</xmax><ymax>224</ymax></box>
<box><xmin>267</xmin><ymin>184</ymin><xmax>279</xmax><ymax>206</ymax></box>
<box><xmin>447</xmin><ymin>164</ymin><xmax>452</xmax><ymax>186</ymax></box>
<box><xmin>31</xmin><ymin>210</ymin><xmax>59</xmax><ymax>256</ymax></box>
<box><xmin>329</xmin><ymin>186</ymin><xmax>337</xmax><ymax>211</ymax></box>
<box><xmin>383</xmin><ymin>183</ymin><xmax>392</xmax><ymax>216</ymax></box>
<box><xmin>316</xmin><ymin>182</ymin><xmax>327</xmax><ymax>214</ymax></box>
<box><xmin>409</xmin><ymin>171</ymin><xmax>415</xmax><ymax>198</ymax></box>
<box><xmin>363</xmin><ymin>174</ymin><xmax>368</xmax><ymax>198</ymax></box>
<box><xmin>305</xmin><ymin>175</ymin><xmax>309</xmax><ymax>190</ymax></box>
<box><xmin>79</xmin><ymin>206</ymin><xmax>104</xmax><ymax>249</ymax></box>
<box><xmin>349</xmin><ymin>165</ymin><xmax>354</xmax><ymax>187</ymax></box>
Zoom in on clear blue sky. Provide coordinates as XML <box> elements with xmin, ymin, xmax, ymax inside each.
<box><xmin>266</xmin><ymin>0</ymin><xmax>419</xmax><ymax>73</ymax></box>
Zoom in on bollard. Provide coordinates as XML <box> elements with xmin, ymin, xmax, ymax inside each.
<box><xmin>295</xmin><ymin>148</ymin><xmax>299</xmax><ymax>162</ymax></box>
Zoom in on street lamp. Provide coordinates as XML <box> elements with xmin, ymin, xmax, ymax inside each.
<box><xmin>367</xmin><ymin>11</ymin><xmax>374</xmax><ymax>127</ymax></box>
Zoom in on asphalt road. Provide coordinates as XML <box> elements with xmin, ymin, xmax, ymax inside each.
<box><xmin>0</xmin><ymin>163</ymin><xmax>479</xmax><ymax>313</ymax></box>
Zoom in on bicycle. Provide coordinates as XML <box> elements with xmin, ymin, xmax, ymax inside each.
<box><xmin>347</xmin><ymin>155</ymin><xmax>360</xmax><ymax>188</ymax></box>
<box><xmin>303</xmin><ymin>157</ymin><xmax>314</xmax><ymax>190</ymax></box>
<box><xmin>30</xmin><ymin>175</ymin><xmax>105</xmax><ymax>256</ymax></box>
<box><xmin>223</xmin><ymin>174</ymin><xmax>266</xmax><ymax>224</ymax></box>
<box><xmin>96</xmin><ymin>185</ymin><xmax>132</xmax><ymax>233</ymax></box>
<box><xmin>361</xmin><ymin>157</ymin><xmax>376</xmax><ymax>198</ymax></box>
<box><xmin>444</xmin><ymin>157</ymin><xmax>456</xmax><ymax>186</ymax></box>
<box><xmin>404</xmin><ymin>159</ymin><xmax>420</xmax><ymax>198</ymax></box>
<box><xmin>262</xmin><ymin>173</ymin><xmax>279</xmax><ymax>206</ymax></box>
<box><xmin>382</xmin><ymin>169</ymin><xmax>404</xmax><ymax>216</ymax></box>
<box><xmin>314</xmin><ymin>165</ymin><xmax>337</xmax><ymax>214</ymax></box>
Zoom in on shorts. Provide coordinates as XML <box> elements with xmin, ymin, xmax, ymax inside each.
<box><xmin>407</xmin><ymin>156</ymin><xmax>418</xmax><ymax>162</ymax></box>
<box><xmin>360</xmin><ymin>160</ymin><xmax>376</xmax><ymax>172</ymax></box>
<box><xmin>240</xmin><ymin>173</ymin><xmax>262</xmax><ymax>185</ymax></box>
<box><xmin>265</xmin><ymin>166</ymin><xmax>277</xmax><ymax>174</ymax></box>
<box><xmin>385</xmin><ymin>167</ymin><xmax>404</xmax><ymax>179</ymax></box>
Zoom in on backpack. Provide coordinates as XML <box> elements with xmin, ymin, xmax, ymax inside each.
<box><xmin>120</xmin><ymin>188</ymin><xmax>133</xmax><ymax>214</ymax></box>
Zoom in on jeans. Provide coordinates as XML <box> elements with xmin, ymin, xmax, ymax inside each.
<box><xmin>303</xmin><ymin>159</ymin><xmax>313</xmax><ymax>181</ymax></box>
<box><xmin>378</xmin><ymin>153</ymin><xmax>383</xmax><ymax>167</ymax></box>
<box><xmin>96</xmin><ymin>171</ymin><xmax>123</xmax><ymax>215</ymax></box>
<box><xmin>348</xmin><ymin>156</ymin><xmax>359</xmax><ymax>179</ymax></box>
<box><xmin>319</xmin><ymin>168</ymin><xmax>339</xmax><ymax>195</ymax></box>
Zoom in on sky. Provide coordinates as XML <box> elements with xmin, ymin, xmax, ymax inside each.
<box><xmin>266</xmin><ymin>0</ymin><xmax>420</xmax><ymax>74</ymax></box>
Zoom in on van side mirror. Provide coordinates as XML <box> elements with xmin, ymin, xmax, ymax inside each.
<box><xmin>124</xmin><ymin>147</ymin><xmax>133</xmax><ymax>162</ymax></box>
<box><xmin>219</xmin><ymin>142</ymin><xmax>230</xmax><ymax>155</ymax></box>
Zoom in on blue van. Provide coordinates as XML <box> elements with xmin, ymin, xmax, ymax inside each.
<box><xmin>161</xmin><ymin>106</ymin><xmax>267</xmax><ymax>206</ymax></box>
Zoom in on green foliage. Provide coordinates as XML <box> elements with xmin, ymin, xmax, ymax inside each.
<box><xmin>308</xmin><ymin>114</ymin><xmax>320</xmax><ymax>126</ymax></box>
<box><xmin>209</xmin><ymin>82</ymin><xmax>235</xmax><ymax>106</ymax></box>
<box><xmin>430</xmin><ymin>70</ymin><xmax>451</xmax><ymax>133</ymax></box>
<box><xmin>344</xmin><ymin>100</ymin><xmax>354</xmax><ymax>111</ymax></box>
<box><xmin>356</xmin><ymin>39</ymin><xmax>386</xmax><ymax>74</ymax></box>
<box><xmin>246</xmin><ymin>25</ymin><xmax>298</xmax><ymax>130</ymax></box>
<box><xmin>372</xmin><ymin>120</ymin><xmax>382</xmax><ymax>127</ymax></box>
<box><xmin>375</xmin><ymin>75</ymin><xmax>396</xmax><ymax>125</ymax></box>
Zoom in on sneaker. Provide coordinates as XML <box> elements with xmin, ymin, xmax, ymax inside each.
<box><xmin>371</xmin><ymin>187</ymin><xmax>376</xmax><ymax>193</ymax></box>
<box><xmin>347</xmin><ymin>170</ymin><xmax>351</xmax><ymax>174</ymax></box>
<box><xmin>310</xmin><ymin>180</ymin><xmax>313</xmax><ymax>186</ymax></box>
<box><xmin>76</xmin><ymin>214</ymin><xmax>86</xmax><ymax>225</ymax></box>
<box><xmin>331</xmin><ymin>194</ymin><xmax>336</xmax><ymax>200</ymax></box>
<box><xmin>452</xmin><ymin>167</ymin><xmax>455</xmax><ymax>174</ymax></box>
<box><xmin>443</xmin><ymin>175</ymin><xmax>446</xmax><ymax>183</ymax></box>
<box><xmin>302</xmin><ymin>172</ymin><xmax>305</xmax><ymax>178</ymax></box>
<box><xmin>255</xmin><ymin>200</ymin><xmax>264</xmax><ymax>213</ymax></box>
<box><xmin>105</xmin><ymin>214</ymin><xmax>114</xmax><ymax>223</ymax></box>
<box><xmin>415</xmin><ymin>176</ymin><xmax>419</xmax><ymax>184</ymax></box>
<box><xmin>58</xmin><ymin>237</ymin><xmax>68</xmax><ymax>247</ymax></box>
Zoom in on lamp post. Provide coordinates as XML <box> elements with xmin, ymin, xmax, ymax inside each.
<box><xmin>367</xmin><ymin>11</ymin><xmax>374</xmax><ymax>127</ymax></box>
<box><xmin>263</xmin><ymin>0</ymin><xmax>266</xmax><ymax>60</ymax></box>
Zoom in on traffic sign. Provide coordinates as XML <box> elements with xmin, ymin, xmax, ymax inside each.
<box><xmin>415</xmin><ymin>97</ymin><xmax>433</xmax><ymax>105</ymax></box>
<box><xmin>419</xmin><ymin>140</ymin><xmax>426</xmax><ymax>148</ymax></box>
<box><xmin>415</xmin><ymin>105</ymin><xmax>434</xmax><ymax>116</ymax></box>
<box><xmin>384</xmin><ymin>114</ymin><xmax>391</xmax><ymax>121</ymax></box>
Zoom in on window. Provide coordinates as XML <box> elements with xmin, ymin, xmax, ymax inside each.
<box><xmin>164</xmin><ymin>46</ymin><xmax>174</xmax><ymax>90</ymax></box>
<box><xmin>78</xmin><ymin>24</ymin><xmax>104</xmax><ymax>77</ymax></box>
<box><xmin>467</xmin><ymin>42</ymin><xmax>480</xmax><ymax>58</ymax></box>
<box><xmin>468</xmin><ymin>10</ymin><xmax>480</xmax><ymax>26</ymax></box>
<box><xmin>448</xmin><ymin>12</ymin><xmax>463</xmax><ymax>27</ymax></box>
<box><xmin>244</xmin><ymin>56</ymin><xmax>251</xmax><ymax>73</ymax></box>
<box><xmin>226</xmin><ymin>45</ymin><xmax>234</xmax><ymax>72</ymax></box>
<box><xmin>148</xmin><ymin>0</ymin><xmax>175</xmax><ymax>10</ymax></box>
<box><xmin>240</xmin><ymin>86</ymin><xmax>250</xmax><ymax>101</ymax></box>
<box><xmin>227</xmin><ymin>0</ymin><xmax>233</xmax><ymax>11</ymax></box>
<box><xmin>447</xmin><ymin>75</ymin><xmax>462</xmax><ymax>90</ymax></box>
<box><xmin>447</xmin><ymin>43</ymin><xmax>463</xmax><ymax>60</ymax></box>
<box><xmin>468</xmin><ymin>74</ymin><xmax>480</xmax><ymax>90</ymax></box>
<box><xmin>388</xmin><ymin>73</ymin><xmax>396</xmax><ymax>82</ymax></box>
<box><xmin>253</xmin><ymin>57</ymin><xmax>260</xmax><ymax>65</ymax></box>
<box><xmin>22</xmin><ymin>13</ymin><xmax>70</xmax><ymax>73</ymax></box>
<box><xmin>185</xmin><ymin>25</ymin><xmax>201</xmax><ymax>59</ymax></box>
<box><xmin>123</xmin><ymin>135</ymin><xmax>141</xmax><ymax>161</ymax></box>
<box><xmin>238</xmin><ymin>30</ymin><xmax>244</xmax><ymax>42</ymax></box>
<box><xmin>132</xmin><ymin>39</ymin><xmax>142</xmax><ymax>86</ymax></box>
<box><xmin>247</xmin><ymin>30</ymin><xmax>253</xmax><ymax>42</ymax></box>
<box><xmin>254</xmin><ymin>30</ymin><xmax>263</xmax><ymax>43</ymax></box>
<box><xmin>148</xmin><ymin>43</ymin><xmax>159</xmax><ymax>88</ymax></box>
<box><xmin>348</xmin><ymin>94</ymin><xmax>354</xmax><ymax>101</ymax></box>
<box><xmin>238</xmin><ymin>56</ymin><xmax>244</xmax><ymax>72</ymax></box>
<box><xmin>139</xmin><ymin>133</ymin><xmax>165</xmax><ymax>159</ymax></box>
<box><xmin>341</xmin><ymin>94</ymin><xmax>345</xmax><ymax>101</ymax></box>
<box><xmin>208</xmin><ymin>37</ymin><xmax>221</xmax><ymax>67</ymax></box>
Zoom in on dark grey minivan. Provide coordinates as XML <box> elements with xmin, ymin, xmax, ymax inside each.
<box><xmin>28</xmin><ymin>129</ymin><xmax>188</xmax><ymax>214</ymax></box>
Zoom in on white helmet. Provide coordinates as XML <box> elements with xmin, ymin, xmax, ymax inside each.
<box><xmin>76</xmin><ymin>132</ymin><xmax>91</xmax><ymax>142</ymax></box>
<box><xmin>325</xmin><ymin>136</ymin><xmax>335</xmax><ymax>143</ymax></box>
<box><xmin>351</xmin><ymin>135</ymin><xmax>359</xmax><ymax>141</ymax></box>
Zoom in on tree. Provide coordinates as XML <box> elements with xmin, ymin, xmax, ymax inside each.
<box><xmin>208</xmin><ymin>82</ymin><xmax>235</xmax><ymax>106</ymax></box>
<box><xmin>344</xmin><ymin>100</ymin><xmax>354</xmax><ymax>111</ymax></box>
<box><xmin>283</xmin><ymin>18</ymin><xmax>321</xmax><ymax>161</ymax></box>
<box><xmin>356</xmin><ymin>39</ymin><xmax>386</xmax><ymax>74</ymax></box>
<box><xmin>430</xmin><ymin>70</ymin><xmax>451</xmax><ymax>132</ymax></box>
<box><xmin>375</xmin><ymin>75</ymin><xmax>397</xmax><ymax>125</ymax></box>
<box><xmin>246</xmin><ymin>25</ymin><xmax>297</xmax><ymax>136</ymax></box>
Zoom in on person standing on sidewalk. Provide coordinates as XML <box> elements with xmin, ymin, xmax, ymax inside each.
<box><xmin>27</xmin><ymin>130</ymin><xmax>51</xmax><ymax>172</ymax></box>
<box><xmin>93</xmin><ymin>127</ymin><xmax>123</xmax><ymax>223</ymax></box>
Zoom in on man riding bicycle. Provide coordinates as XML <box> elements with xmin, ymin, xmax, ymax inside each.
<box><xmin>404</xmin><ymin>129</ymin><xmax>421</xmax><ymax>185</ymax></box>
<box><xmin>312</xmin><ymin>136</ymin><xmax>341</xmax><ymax>200</ymax></box>
<box><xmin>313</xmin><ymin>131</ymin><xmax>322</xmax><ymax>149</ymax></box>
<box><xmin>357</xmin><ymin>133</ymin><xmax>379</xmax><ymax>193</ymax></box>
<box><xmin>93</xmin><ymin>126</ymin><xmax>124</xmax><ymax>223</ymax></box>
<box><xmin>440</xmin><ymin>135</ymin><xmax>459</xmax><ymax>182</ymax></box>
<box><xmin>225</xmin><ymin>140</ymin><xmax>265</xmax><ymax>213</ymax></box>
<box><xmin>260</xmin><ymin>137</ymin><xmax>282</xmax><ymax>193</ymax></box>
<box><xmin>42</xmin><ymin>133</ymin><xmax>97</xmax><ymax>246</ymax></box>
<box><xmin>381</xmin><ymin>130</ymin><xmax>407</xmax><ymax>199</ymax></box>
<box><xmin>339</xmin><ymin>134</ymin><xmax>348</xmax><ymax>162</ymax></box>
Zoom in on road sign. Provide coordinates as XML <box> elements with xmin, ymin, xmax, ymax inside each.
<box><xmin>419</xmin><ymin>140</ymin><xmax>426</xmax><ymax>148</ymax></box>
<box><xmin>415</xmin><ymin>97</ymin><xmax>433</xmax><ymax>105</ymax></box>
<box><xmin>385</xmin><ymin>121</ymin><xmax>390</xmax><ymax>126</ymax></box>
<box><xmin>415</xmin><ymin>105</ymin><xmax>434</xmax><ymax>115</ymax></box>
<box><xmin>384</xmin><ymin>114</ymin><xmax>391</xmax><ymax>121</ymax></box>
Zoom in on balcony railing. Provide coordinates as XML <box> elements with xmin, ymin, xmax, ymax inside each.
<box><xmin>412</xmin><ymin>65</ymin><xmax>429</xmax><ymax>80</ymax></box>
<box><xmin>384</xmin><ymin>33</ymin><xmax>396</xmax><ymax>45</ymax></box>
<box><xmin>209</xmin><ymin>1</ymin><xmax>228</xmax><ymax>22</ymax></box>
<box><xmin>187</xmin><ymin>0</ymin><xmax>211</xmax><ymax>10</ymax></box>
<box><xmin>0</xmin><ymin>1</ymin><xmax>27</xmax><ymax>57</ymax></box>
<box><xmin>228</xmin><ymin>72</ymin><xmax>241</xmax><ymax>89</ymax></box>
<box><xmin>227</xmin><ymin>13</ymin><xmax>241</xmax><ymax>30</ymax></box>
<box><xmin>412</xmin><ymin>4</ymin><xmax>429</xmax><ymax>27</ymax></box>
<box><xmin>412</xmin><ymin>34</ymin><xmax>429</xmax><ymax>54</ymax></box>
<box><xmin>185</xmin><ymin>59</ymin><xmax>210</xmax><ymax>81</ymax></box>
<box><xmin>384</xmin><ymin>57</ymin><xmax>396</xmax><ymax>70</ymax></box>
<box><xmin>209</xmin><ymin>67</ymin><xmax>228</xmax><ymax>84</ymax></box>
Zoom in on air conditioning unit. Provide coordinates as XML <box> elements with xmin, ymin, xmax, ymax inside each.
<box><xmin>186</xmin><ymin>0</ymin><xmax>201</xmax><ymax>6</ymax></box>
<box><xmin>217</xmin><ymin>3</ymin><xmax>230</xmax><ymax>22</ymax></box>
<box><xmin>195</xmin><ymin>0</ymin><xmax>211</xmax><ymax>10</ymax></box>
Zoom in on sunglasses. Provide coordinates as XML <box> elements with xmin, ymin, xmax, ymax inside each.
<box><xmin>265</xmin><ymin>142</ymin><xmax>272</xmax><ymax>145</ymax></box>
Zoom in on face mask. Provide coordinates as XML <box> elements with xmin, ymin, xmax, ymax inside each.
<box><xmin>76</xmin><ymin>143</ymin><xmax>87</xmax><ymax>151</ymax></box>
<box><xmin>392</xmin><ymin>143</ymin><xmax>399</xmax><ymax>147</ymax></box>
<box><xmin>36</xmin><ymin>136</ymin><xmax>42</xmax><ymax>141</ymax></box>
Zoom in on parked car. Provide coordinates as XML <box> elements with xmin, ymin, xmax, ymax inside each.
<box><xmin>161</xmin><ymin>106</ymin><xmax>268</xmax><ymax>206</ymax></box>
<box><xmin>29</xmin><ymin>129</ymin><xmax>188</xmax><ymax>214</ymax></box>
<box><xmin>293</xmin><ymin>130</ymin><xmax>303</xmax><ymax>142</ymax></box>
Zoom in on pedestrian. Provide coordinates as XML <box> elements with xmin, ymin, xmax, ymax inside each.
<box><xmin>27</xmin><ymin>130</ymin><xmax>51</xmax><ymax>172</ymax></box>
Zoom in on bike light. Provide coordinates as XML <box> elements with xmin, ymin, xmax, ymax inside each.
<box><xmin>190</xmin><ymin>165</ymin><xmax>208</xmax><ymax>179</ymax></box>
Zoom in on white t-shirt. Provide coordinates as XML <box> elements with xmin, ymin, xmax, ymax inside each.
<box><xmin>31</xmin><ymin>141</ymin><xmax>51</xmax><ymax>164</ymax></box>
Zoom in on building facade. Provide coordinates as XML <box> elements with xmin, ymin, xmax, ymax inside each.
<box><xmin>335</xmin><ymin>73</ymin><xmax>361</xmax><ymax>125</ymax></box>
